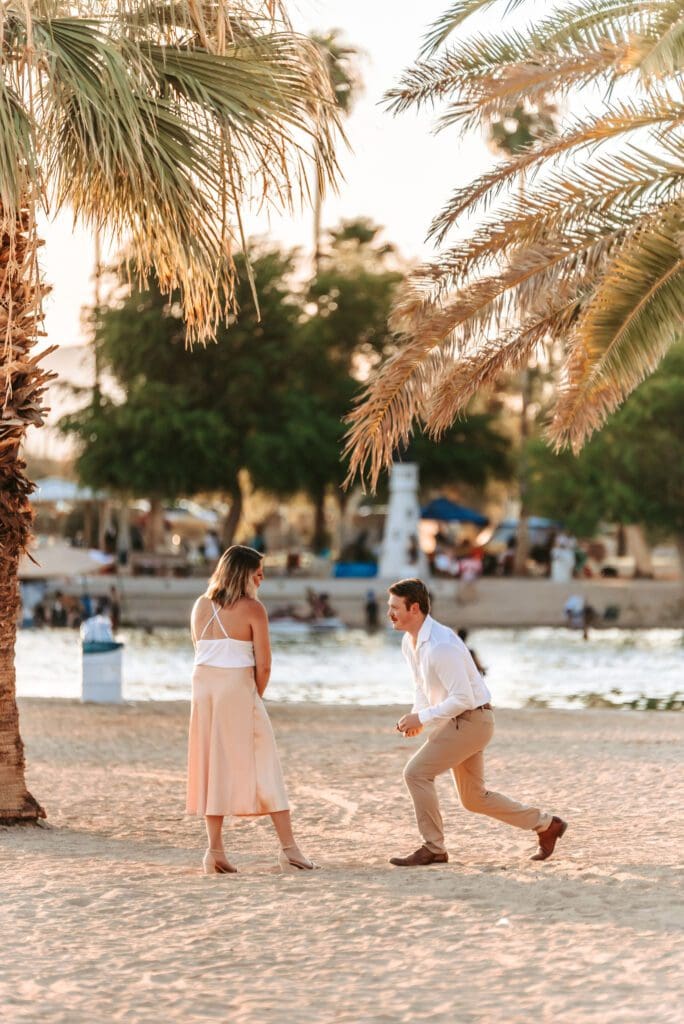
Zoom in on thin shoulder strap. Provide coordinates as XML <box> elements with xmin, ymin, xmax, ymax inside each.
<box><xmin>211</xmin><ymin>601</ymin><xmax>230</xmax><ymax>638</ymax></box>
<box><xmin>198</xmin><ymin>601</ymin><xmax>229</xmax><ymax>639</ymax></box>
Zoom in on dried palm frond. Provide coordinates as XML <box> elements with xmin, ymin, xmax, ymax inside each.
<box><xmin>429</xmin><ymin>93</ymin><xmax>684</xmax><ymax>243</ymax></box>
<box><xmin>346</xmin><ymin>0</ymin><xmax>684</xmax><ymax>488</ymax></box>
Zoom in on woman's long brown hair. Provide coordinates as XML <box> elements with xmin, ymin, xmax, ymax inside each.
<box><xmin>206</xmin><ymin>545</ymin><xmax>263</xmax><ymax>607</ymax></box>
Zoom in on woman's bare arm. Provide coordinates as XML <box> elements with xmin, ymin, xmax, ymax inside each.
<box><xmin>190</xmin><ymin>597</ymin><xmax>206</xmax><ymax>648</ymax></box>
<box><xmin>250</xmin><ymin>601</ymin><xmax>272</xmax><ymax>697</ymax></box>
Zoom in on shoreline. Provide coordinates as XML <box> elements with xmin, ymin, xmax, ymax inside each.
<box><xmin>46</xmin><ymin>575</ymin><xmax>684</xmax><ymax>629</ymax></box>
<box><xmin>15</xmin><ymin>693</ymin><xmax>684</xmax><ymax>712</ymax></box>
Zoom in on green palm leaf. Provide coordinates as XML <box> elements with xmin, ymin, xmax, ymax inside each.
<box><xmin>0</xmin><ymin>82</ymin><xmax>36</xmax><ymax>225</ymax></box>
<box><xmin>552</xmin><ymin>209</ymin><xmax>684</xmax><ymax>448</ymax></box>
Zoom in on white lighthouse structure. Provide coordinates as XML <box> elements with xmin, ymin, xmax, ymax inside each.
<box><xmin>378</xmin><ymin>463</ymin><xmax>429</xmax><ymax>580</ymax></box>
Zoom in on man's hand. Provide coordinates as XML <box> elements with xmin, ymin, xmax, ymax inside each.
<box><xmin>397</xmin><ymin>712</ymin><xmax>423</xmax><ymax>735</ymax></box>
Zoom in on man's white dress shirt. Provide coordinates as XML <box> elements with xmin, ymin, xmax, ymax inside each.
<box><xmin>402</xmin><ymin>615</ymin><xmax>492</xmax><ymax>725</ymax></box>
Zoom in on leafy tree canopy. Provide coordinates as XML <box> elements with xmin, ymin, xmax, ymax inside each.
<box><xmin>526</xmin><ymin>345</ymin><xmax>684</xmax><ymax>544</ymax></box>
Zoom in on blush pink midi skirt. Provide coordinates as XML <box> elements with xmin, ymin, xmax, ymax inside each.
<box><xmin>186</xmin><ymin>665</ymin><xmax>289</xmax><ymax>817</ymax></box>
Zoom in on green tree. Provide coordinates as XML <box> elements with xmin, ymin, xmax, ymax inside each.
<box><xmin>410</xmin><ymin>416</ymin><xmax>511</xmax><ymax>492</ymax></box>
<box><xmin>249</xmin><ymin>220</ymin><xmax>402</xmax><ymax>550</ymax></box>
<box><xmin>525</xmin><ymin>345</ymin><xmax>684</xmax><ymax>574</ymax></box>
<box><xmin>63</xmin><ymin>249</ymin><xmax>301</xmax><ymax>546</ymax></box>
<box><xmin>248</xmin><ymin>220</ymin><xmax>513</xmax><ymax>549</ymax></box>
<box><xmin>346</xmin><ymin>0</ymin><xmax>684</xmax><ymax>487</ymax></box>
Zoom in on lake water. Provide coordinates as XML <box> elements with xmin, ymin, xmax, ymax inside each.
<box><xmin>15</xmin><ymin>626</ymin><xmax>684</xmax><ymax>710</ymax></box>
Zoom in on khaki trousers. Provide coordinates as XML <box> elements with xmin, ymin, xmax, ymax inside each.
<box><xmin>403</xmin><ymin>708</ymin><xmax>552</xmax><ymax>854</ymax></box>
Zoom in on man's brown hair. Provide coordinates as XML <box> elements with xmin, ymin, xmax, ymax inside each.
<box><xmin>388</xmin><ymin>578</ymin><xmax>431</xmax><ymax>615</ymax></box>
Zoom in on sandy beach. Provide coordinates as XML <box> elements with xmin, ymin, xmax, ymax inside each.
<box><xmin>2</xmin><ymin>699</ymin><xmax>683</xmax><ymax>1023</ymax></box>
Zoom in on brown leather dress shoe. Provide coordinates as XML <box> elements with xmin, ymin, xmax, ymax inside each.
<box><xmin>531</xmin><ymin>816</ymin><xmax>568</xmax><ymax>861</ymax></box>
<box><xmin>389</xmin><ymin>845</ymin><xmax>449</xmax><ymax>867</ymax></box>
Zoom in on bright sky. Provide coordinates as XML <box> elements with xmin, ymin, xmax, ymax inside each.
<box><xmin>39</xmin><ymin>0</ymin><xmax>549</xmax><ymax>348</ymax></box>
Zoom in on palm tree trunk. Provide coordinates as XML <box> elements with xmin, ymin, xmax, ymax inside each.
<box><xmin>312</xmin><ymin>488</ymin><xmax>327</xmax><ymax>554</ymax></box>
<box><xmin>675</xmin><ymin>535</ymin><xmax>684</xmax><ymax>588</ymax></box>
<box><xmin>313</xmin><ymin>173</ymin><xmax>323</xmax><ymax>277</ymax></box>
<box><xmin>221</xmin><ymin>481</ymin><xmax>243</xmax><ymax>547</ymax></box>
<box><xmin>0</xmin><ymin>200</ymin><xmax>50</xmax><ymax>823</ymax></box>
<box><xmin>0</xmin><ymin>551</ymin><xmax>46</xmax><ymax>823</ymax></box>
<box><xmin>145</xmin><ymin>497</ymin><xmax>165</xmax><ymax>552</ymax></box>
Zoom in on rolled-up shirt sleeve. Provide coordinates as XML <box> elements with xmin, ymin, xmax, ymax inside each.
<box><xmin>417</xmin><ymin>642</ymin><xmax>475</xmax><ymax>724</ymax></box>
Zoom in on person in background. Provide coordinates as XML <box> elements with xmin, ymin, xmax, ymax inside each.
<box><xmin>81</xmin><ymin>591</ymin><xmax>94</xmax><ymax>621</ymax></box>
<box><xmin>32</xmin><ymin>601</ymin><xmax>47</xmax><ymax>628</ymax></box>
<box><xmin>250</xmin><ymin>524</ymin><xmax>267</xmax><ymax>554</ymax></box>
<box><xmin>81</xmin><ymin>600</ymin><xmax>115</xmax><ymax>644</ymax></box>
<box><xmin>203</xmin><ymin>529</ymin><xmax>221</xmax><ymax>563</ymax></box>
<box><xmin>365</xmin><ymin>590</ymin><xmax>379</xmax><ymax>632</ymax></box>
<box><xmin>109</xmin><ymin>586</ymin><xmax>122</xmax><ymax>632</ymax></box>
<box><xmin>50</xmin><ymin>591</ymin><xmax>67</xmax><ymax>628</ymax></box>
<box><xmin>457</xmin><ymin>628</ymin><xmax>487</xmax><ymax>676</ymax></box>
<box><xmin>499</xmin><ymin>536</ymin><xmax>516</xmax><ymax>577</ymax></box>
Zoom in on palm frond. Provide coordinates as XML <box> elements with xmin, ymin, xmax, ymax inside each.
<box><xmin>419</xmin><ymin>0</ymin><xmax>532</xmax><ymax>58</ymax></box>
<box><xmin>345</xmin><ymin>222</ymin><xmax>628</xmax><ymax>490</ymax></box>
<box><xmin>632</xmin><ymin>1</ymin><xmax>684</xmax><ymax>78</ymax></box>
<box><xmin>387</xmin><ymin>39</ymin><xmax>618</xmax><ymax>126</ymax></box>
<box><xmin>348</xmin><ymin>0</ymin><xmax>684</xmax><ymax>484</ymax></box>
<box><xmin>430</xmin><ymin>99</ymin><xmax>684</xmax><ymax>243</ymax></box>
<box><xmin>438</xmin><ymin>48</ymin><xmax>627</xmax><ymax>137</ymax></box>
<box><xmin>343</xmin><ymin>331</ymin><xmax>439</xmax><ymax>491</ymax></box>
<box><xmin>540</xmin><ymin>0</ymin><xmax>661</xmax><ymax>50</ymax></box>
<box><xmin>551</xmin><ymin>209</ymin><xmax>684</xmax><ymax>449</ymax></box>
<box><xmin>27</xmin><ymin>12</ymin><xmax>340</xmax><ymax>342</ymax></box>
<box><xmin>422</xmin><ymin>156</ymin><xmax>684</xmax><ymax>319</ymax></box>
<box><xmin>0</xmin><ymin>81</ymin><xmax>37</xmax><ymax>231</ymax></box>
<box><xmin>424</xmin><ymin>297</ymin><xmax>582</xmax><ymax>434</ymax></box>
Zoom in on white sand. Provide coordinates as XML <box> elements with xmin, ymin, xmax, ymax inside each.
<box><xmin>1</xmin><ymin>700</ymin><xmax>683</xmax><ymax>1023</ymax></box>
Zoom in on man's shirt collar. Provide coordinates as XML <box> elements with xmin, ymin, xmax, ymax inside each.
<box><xmin>417</xmin><ymin>614</ymin><xmax>434</xmax><ymax>648</ymax></box>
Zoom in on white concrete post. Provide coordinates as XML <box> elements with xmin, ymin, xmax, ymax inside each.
<box><xmin>378</xmin><ymin>463</ymin><xmax>429</xmax><ymax>580</ymax></box>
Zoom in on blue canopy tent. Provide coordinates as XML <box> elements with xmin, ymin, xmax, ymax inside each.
<box><xmin>420</xmin><ymin>496</ymin><xmax>489</xmax><ymax>527</ymax></box>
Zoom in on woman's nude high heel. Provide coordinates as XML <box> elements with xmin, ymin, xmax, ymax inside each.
<box><xmin>278</xmin><ymin>846</ymin><xmax>318</xmax><ymax>872</ymax></box>
<box><xmin>203</xmin><ymin>849</ymin><xmax>237</xmax><ymax>874</ymax></box>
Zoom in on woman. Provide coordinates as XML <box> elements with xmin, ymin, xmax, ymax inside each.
<box><xmin>186</xmin><ymin>545</ymin><xmax>315</xmax><ymax>873</ymax></box>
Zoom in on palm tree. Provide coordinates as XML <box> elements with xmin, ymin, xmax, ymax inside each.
<box><xmin>310</xmin><ymin>29</ymin><xmax>363</xmax><ymax>273</ymax></box>
<box><xmin>345</xmin><ymin>0</ymin><xmax>684</xmax><ymax>488</ymax></box>
<box><xmin>0</xmin><ymin>0</ymin><xmax>342</xmax><ymax>824</ymax></box>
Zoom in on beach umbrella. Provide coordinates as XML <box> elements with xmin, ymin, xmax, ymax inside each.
<box><xmin>420</xmin><ymin>496</ymin><xmax>488</xmax><ymax>526</ymax></box>
<box><xmin>19</xmin><ymin>542</ymin><xmax>115</xmax><ymax>579</ymax></box>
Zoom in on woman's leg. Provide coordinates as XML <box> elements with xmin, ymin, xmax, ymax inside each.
<box><xmin>205</xmin><ymin>814</ymin><xmax>225</xmax><ymax>851</ymax></box>
<box><xmin>270</xmin><ymin>810</ymin><xmax>296</xmax><ymax>848</ymax></box>
<box><xmin>203</xmin><ymin>815</ymin><xmax>237</xmax><ymax>871</ymax></box>
<box><xmin>270</xmin><ymin>810</ymin><xmax>315</xmax><ymax>868</ymax></box>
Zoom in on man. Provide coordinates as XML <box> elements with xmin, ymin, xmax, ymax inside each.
<box><xmin>388</xmin><ymin>578</ymin><xmax>567</xmax><ymax>866</ymax></box>
<box><xmin>80</xmin><ymin>600</ymin><xmax>115</xmax><ymax>645</ymax></box>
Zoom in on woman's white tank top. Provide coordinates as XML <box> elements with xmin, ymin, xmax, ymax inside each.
<box><xmin>193</xmin><ymin>601</ymin><xmax>255</xmax><ymax>668</ymax></box>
